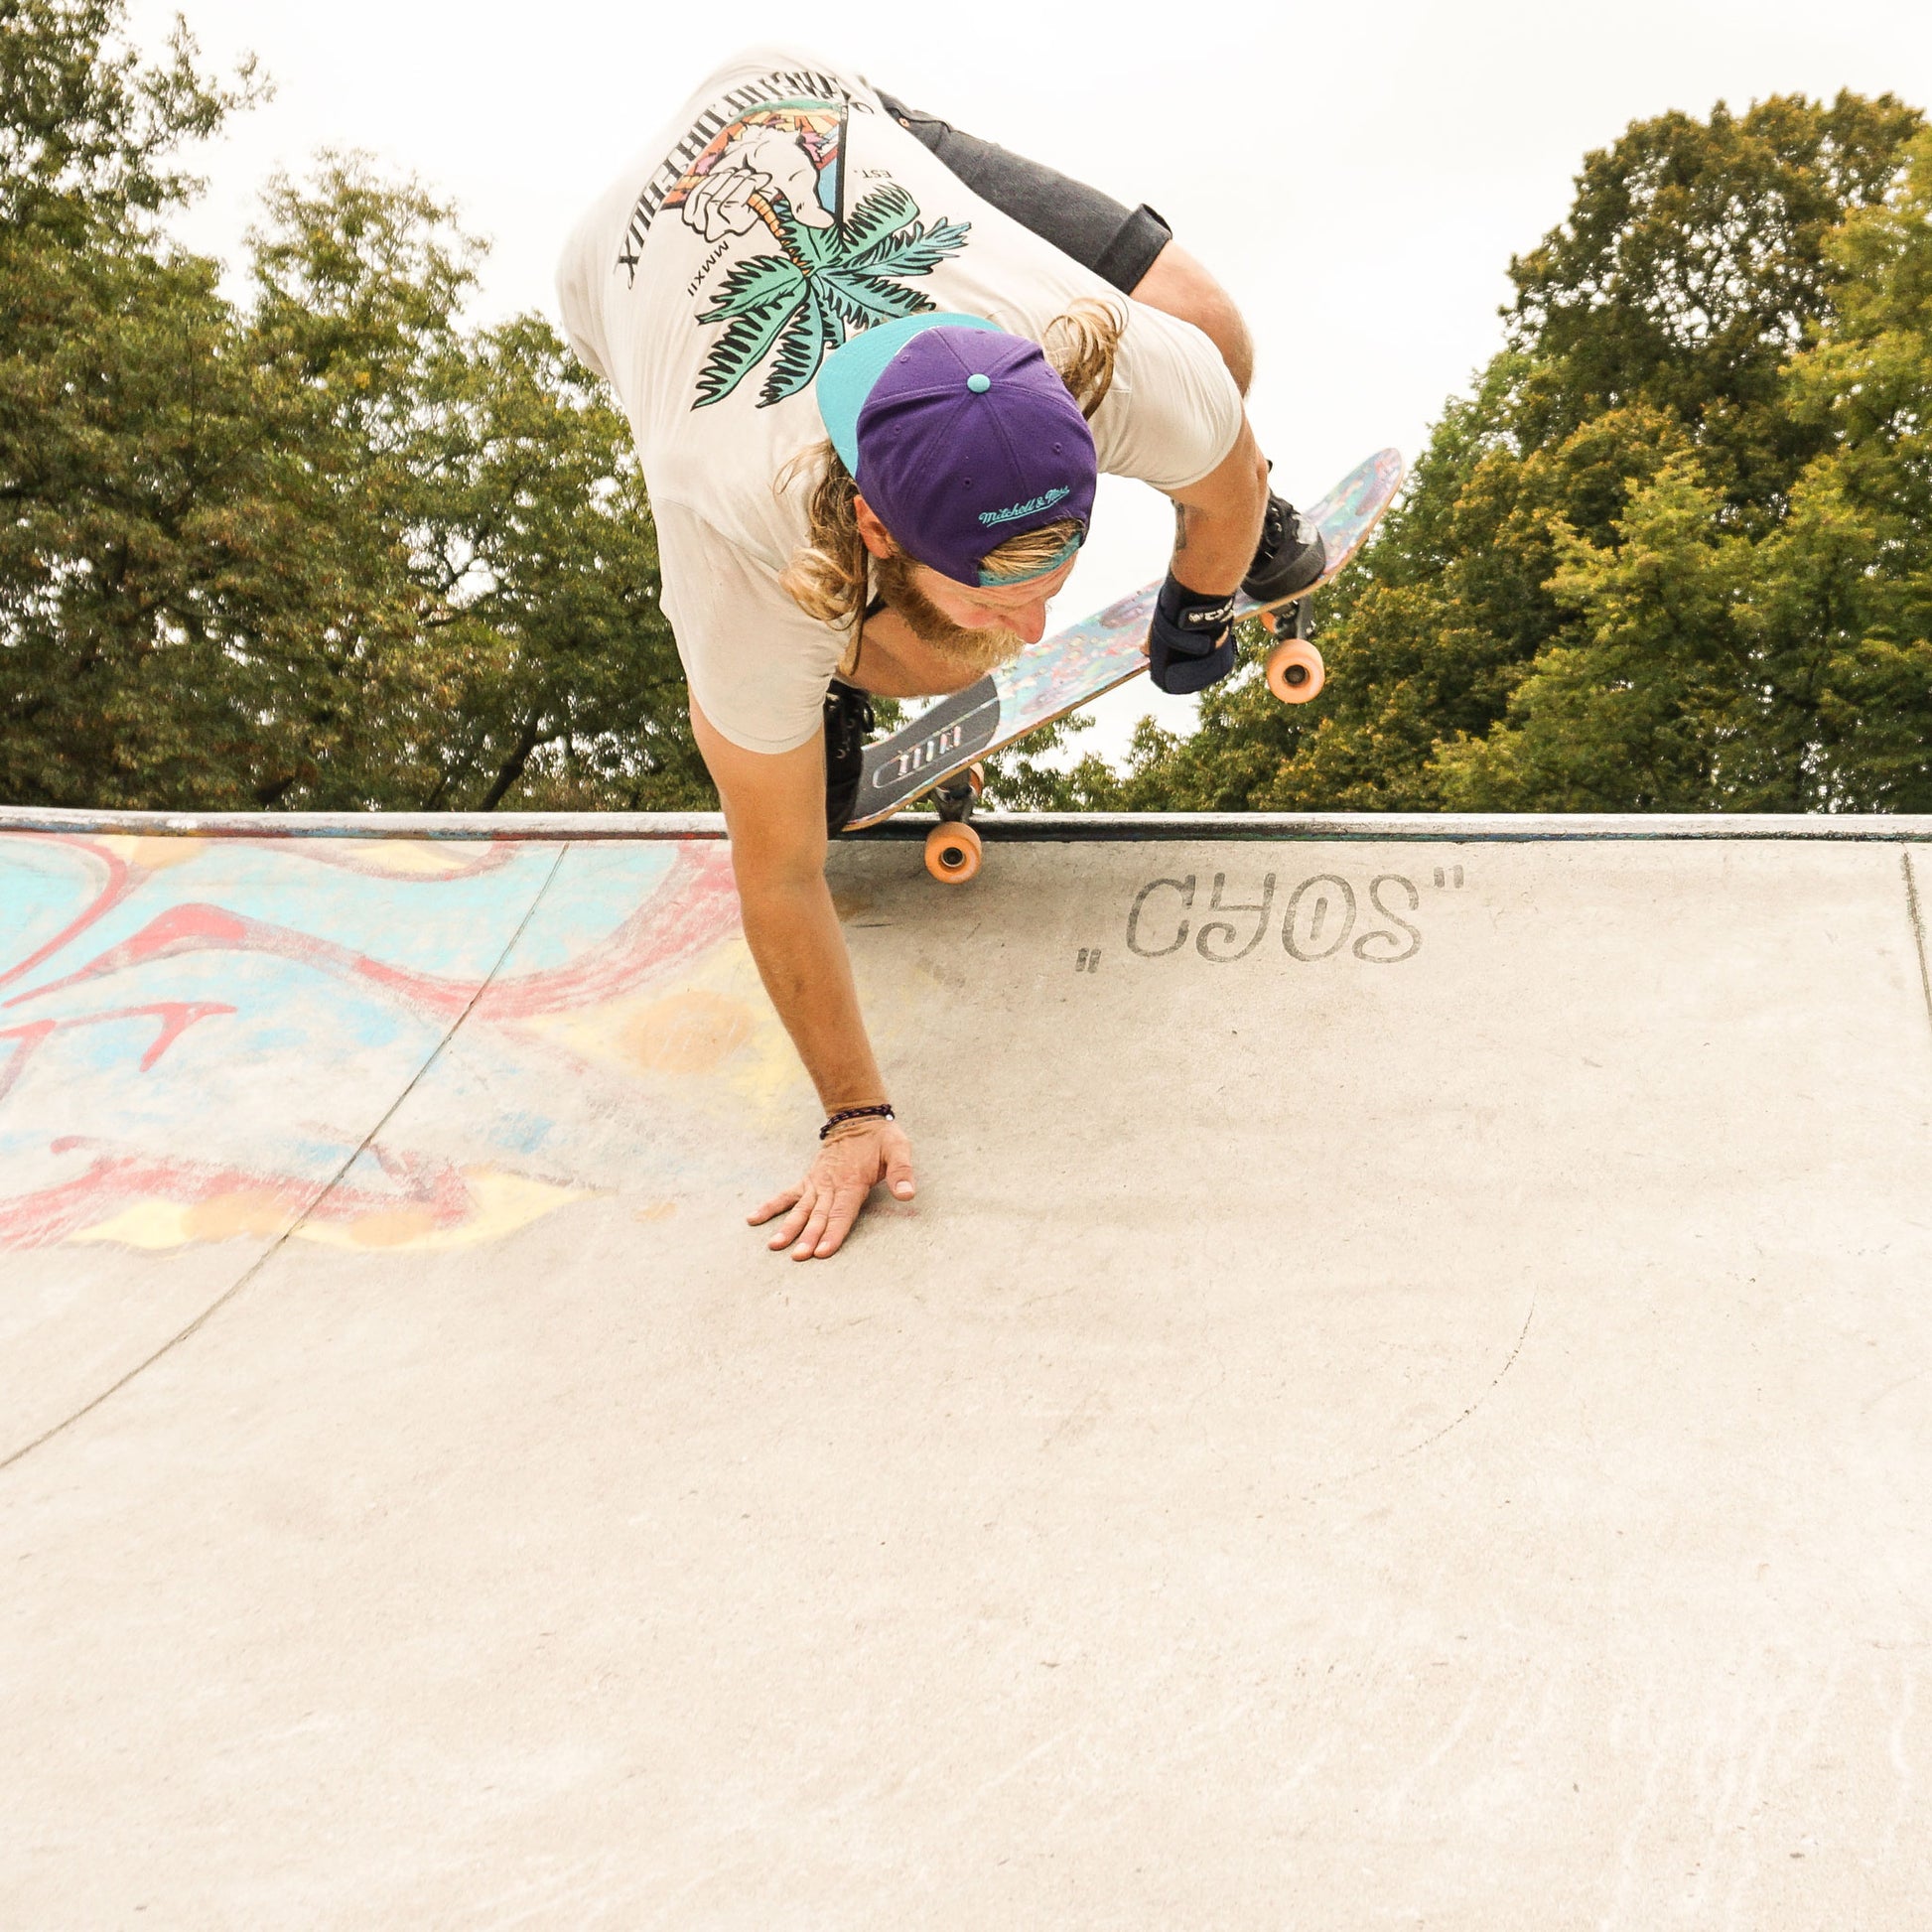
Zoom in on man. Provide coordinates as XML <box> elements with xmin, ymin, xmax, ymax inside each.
<box><xmin>558</xmin><ymin>49</ymin><xmax>1321</xmax><ymax>1260</ymax></box>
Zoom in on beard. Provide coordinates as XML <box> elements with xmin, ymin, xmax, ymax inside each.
<box><xmin>873</xmin><ymin>549</ymin><xmax>1027</xmax><ymax>675</ymax></box>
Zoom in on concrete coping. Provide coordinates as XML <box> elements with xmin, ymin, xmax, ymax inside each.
<box><xmin>2</xmin><ymin>806</ymin><xmax>1932</xmax><ymax>842</ymax></box>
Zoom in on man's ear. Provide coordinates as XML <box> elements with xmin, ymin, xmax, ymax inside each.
<box><xmin>852</xmin><ymin>493</ymin><xmax>897</xmax><ymax>562</ymax></box>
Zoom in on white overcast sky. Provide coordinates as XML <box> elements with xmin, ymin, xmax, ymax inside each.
<box><xmin>128</xmin><ymin>0</ymin><xmax>1932</xmax><ymax>761</ymax></box>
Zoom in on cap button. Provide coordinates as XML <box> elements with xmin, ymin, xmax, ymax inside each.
<box><xmin>966</xmin><ymin>373</ymin><xmax>992</xmax><ymax>394</ymax></box>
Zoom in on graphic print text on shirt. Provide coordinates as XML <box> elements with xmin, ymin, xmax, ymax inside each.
<box><xmin>615</xmin><ymin>71</ymin><xmax>973</xmax><ymax>411</ymax></box>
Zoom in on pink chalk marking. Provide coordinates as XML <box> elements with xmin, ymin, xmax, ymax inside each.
<box><xmin>0</xmin><ymin>1003</ymin><xmax>235</xmax><ymax>1104</ymax></box>
<box><xmin>0</xmin><ymin>838</ymin><xmax>136</xmax><ymax>994</ymax></box>
<box><xmin>125</xmin><ymin>1001</ymin><xmax>234</xmax><ymax>1069</ymax></box>
<box><xmin>0</xmin><ymin>1141</ymin><xmax>513</xmax><ymax>1251</ymax></box>
<box><xmin>7</xmin><ymin>902</ymin><xmax>481</xmax><ymax>1017</ymax></box>
<box><xmin>0</xmin><ymin>1021</ymin><xmax>59</xmax><ymax>1105</ymax></box>
<box><xmin>479</xmin><ymin>844</ymin><xmax>743</xmax><ymax>1020</ymax></box>
<box><xmin>8</xmin><ymin>843</ymin><xmax>744</xmax><ymax>1024</ymax></box>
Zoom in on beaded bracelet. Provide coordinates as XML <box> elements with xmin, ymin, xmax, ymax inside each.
<box><xmin>820</xmin><ymin>1102</ymin><xmax>896</xmax><ymax>1141</ymax></box>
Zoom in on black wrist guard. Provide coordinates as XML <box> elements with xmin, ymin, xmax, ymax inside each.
<box><xmin>1148</xmin><ymin>572</ymin><xmax>1238</xmax><ymax>694</ymax></box>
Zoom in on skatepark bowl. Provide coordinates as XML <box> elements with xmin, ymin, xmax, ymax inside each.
<box><xmin>5</xmin><ymin>804</ymin><xmax>1932</xmax><ymax>1927</ymax></box>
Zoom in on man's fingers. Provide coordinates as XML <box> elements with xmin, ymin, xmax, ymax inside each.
<box><xmin>748</xmin><ymin>1185</ymin><xmax>803</xmax><ymax>1227</ymax></box>
<box><xmin>790</xmin><ymin>1193</ymin><xmax>834</xmax><ymax>1262</ymax></box>
<box><xmin>755</xmin><ymin>1123</ymin><xmax>917</xmax><ymax>1261</ymax></box>
<box><xmin>810</xmin><ymin>1182</ymin><xmax>872</xmax><ymax>1259</ymax></box>
<box><xmin>767</xmin><ymin>1187</ymin><xmax>816</xmax><ymax>1250</ymax></box>
<box><xmin>764</xmin><ymin>1189</ymin><xmax>811</xmax><ymax>1252</ymax></box>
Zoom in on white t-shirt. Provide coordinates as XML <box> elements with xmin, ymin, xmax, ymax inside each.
<box><xmin>556</xmin><ymin>48</ymin><xmax>1244</xmax><ymax>754</ymax></box>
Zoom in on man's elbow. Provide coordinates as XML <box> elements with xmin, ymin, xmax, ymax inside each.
<box><xmin>725</xmin><ymin>811</ymin><xmax>829</xmax><ymax>901</ymax></box>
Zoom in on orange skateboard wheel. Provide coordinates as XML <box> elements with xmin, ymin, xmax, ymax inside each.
<box><xmin>924</xmin><ymin>820</ymin><xmax>982</xmax><ymax>884</ymax></box>
<box><xmin>1265</xmin><ymin>637</ymin><xmax>1325</xmax><ymax>705</ymax></box>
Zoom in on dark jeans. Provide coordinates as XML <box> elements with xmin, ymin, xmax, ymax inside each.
<box><xmin>875</xmin><ymin>91</ymin><xmax>1173</xmax><ymax>294</ymax></box>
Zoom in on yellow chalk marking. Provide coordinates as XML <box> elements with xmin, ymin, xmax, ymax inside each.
<box><xmin>519</xmin><ymin>937</ymin><xmax>806</xmax><ymax>1108</ymax></box>
<box><xmin>339</xmin><ymin>841</ymin><xmax>486</xmax><ymax>879</ymax></box>
<box><xmin>69</xmin><ymin>1201</ymin><xmax>202</xmax><ymax>1250</ymax></box>
<box><xmin>98</xmin><ymin>835</ymin><xmax>207</xmax><ymax>872</ymax></box>
<box><xmin>68</xmin><ymin>1170</ymin><xmax>593</xmax><ymax>1252</ymax></box>
<box><xmin>621</xmin><ymin>989</ymin><xmax>756</xmax><ymax>1076</ymax></box>
<box><xmin>294</xmin><ymin>1170</ymin><xmax>594</xmax><ymax>1250</ymax></box>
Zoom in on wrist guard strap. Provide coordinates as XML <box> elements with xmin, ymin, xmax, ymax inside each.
<box><xmin>1156</xmin><ymin>572</ymin><xmax>1236</xmax><ymax>641</ymax></box>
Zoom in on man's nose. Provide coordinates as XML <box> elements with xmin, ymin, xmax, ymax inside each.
<box><xmin>1012</xmin><ymin>601</ymin><xmax>1048</xmax><ymax>644</ymax></box>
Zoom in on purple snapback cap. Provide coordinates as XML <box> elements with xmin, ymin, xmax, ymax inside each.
<box><xmin>816</xmin><ymin>315</ymin><xmax>1097</xmax><ymax>587</ymax></box>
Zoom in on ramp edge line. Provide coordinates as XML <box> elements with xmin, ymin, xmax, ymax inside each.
<box><xmin>5</xmin><ymin>808</ymin><xmax>1932</xmax><ymax>843</ymax></box>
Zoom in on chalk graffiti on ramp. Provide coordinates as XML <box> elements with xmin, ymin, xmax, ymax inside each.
<box><xmin>0</xmin><ymin>834</ymin><xmax>785</xmax><ymax>1252</ymax></box>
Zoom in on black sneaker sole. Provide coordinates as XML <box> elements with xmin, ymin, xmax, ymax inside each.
<box><xmin>1241</xmin><ymin>534</ymin><xmax>1328</xmax><ymax>606</ymax></box>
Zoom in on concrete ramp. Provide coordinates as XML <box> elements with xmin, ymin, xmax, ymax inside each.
<box><xmin>4</xmin><ymin>810</ymin><xmax>1931</xmax><ymax>1925</ymax></box>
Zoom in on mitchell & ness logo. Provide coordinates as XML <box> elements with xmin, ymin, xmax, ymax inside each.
<box><xmin>979</xmin><ymin>486</ymin><xmax>1071</xmax><ymax>526</ymax></box>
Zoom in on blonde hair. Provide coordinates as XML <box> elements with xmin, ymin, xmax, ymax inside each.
<box><xmin>778</xmin><ymin>299</ymin><xmax>1123</xmax><ymax>633</ymax></box>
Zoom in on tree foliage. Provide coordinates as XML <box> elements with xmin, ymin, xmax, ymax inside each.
<box><xmin>12</xmin><ymin>11</ymin><xmax>1932</xmax><ymax>820</ymax></box>
<box><xmin>1</xmin><ymin>0</ymin><xmax>709</xmax><ymax>810</ymax></box>
<box><xmin>1035</xmin><ymin>91</ymin><xmax>1932</xmax><ymax>816</ymax></box>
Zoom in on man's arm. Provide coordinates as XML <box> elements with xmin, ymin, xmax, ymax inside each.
<box><xmin>1166</xmin><ymin>412</ymin><xmax>1270</xmax><ymax>596</ymax></box>
<box><xmin>1140</xmin><ymin>412</ymin><xmax>1271</xmax><ymax>695</ymax></box>
<box><xmin>690</xmin><ymin>697</ymin><xmax>915</xmax><ymax>1260</ymax></box>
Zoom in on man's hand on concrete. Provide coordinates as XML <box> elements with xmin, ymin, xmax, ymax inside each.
<box><xmin>691</xmin><ymin>699</ymin><xmax>911</xmax><ymax>1263</ymax></box>
<box><xmin>749</xmin><ymin>1117</ymin><xmax>916</xmax><ymax>1261</ymax></box>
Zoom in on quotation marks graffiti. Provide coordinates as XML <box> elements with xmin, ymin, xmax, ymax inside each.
<box><xmin>1073</xmin><ymin>948</ymin><xmax>1102</xmax><ymax>974</ymax></box>
<box><xmin>1123</xmin><ymin>871</ymin><xmax>1451</xmax><ymax>965</ymax></box>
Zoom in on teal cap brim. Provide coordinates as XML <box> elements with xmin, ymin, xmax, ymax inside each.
<box><xmin>979</xmin><ymin>526</ymin><xmax>1083</xmax><ymax>586</ymax></box>
<box><xmin>816</xmin><ymin>312</ymin><xmax>1003</xmax><ymax>477</ymax></box>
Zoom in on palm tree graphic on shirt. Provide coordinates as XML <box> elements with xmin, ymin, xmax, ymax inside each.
<box><xmin>693</xmin><ymin>182</ymin><xmax>971</xmax><ymax>409</ymax></box>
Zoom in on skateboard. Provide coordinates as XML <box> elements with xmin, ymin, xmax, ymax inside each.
<box><xmin>843</xmin><ymin>447</ymin><xmax>1407</xmax><ymax>881</ymax></box>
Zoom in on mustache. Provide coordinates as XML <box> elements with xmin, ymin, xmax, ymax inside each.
<box><xmin>873</xmin><ymin>551</ymin><xmax>1026</xmax><ymax>672</ymax></box>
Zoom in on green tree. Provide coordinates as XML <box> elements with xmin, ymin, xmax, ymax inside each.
<box><xmin>1443</xmin><ymin>126</ymin><xmax>1932</xmax><ymax>812</ymax></box>
<box><xmin>1</xmin><ymin>0</ymin><xmax>707</xmax><ymax>811</ymax></box>
<box><xmin>241</xmin><ymin>160</ymin><xmax>709</xmax><ymax>810</ymax></box>
<box><xmin>1077</xmin><ymin>91</ymin><xmax>1927</xmax><ymax>817</ymax></box>
<box><xmin>1</xmin><ymin>0</ymin><xmax>273</xmax><ymax>803</ymax></box>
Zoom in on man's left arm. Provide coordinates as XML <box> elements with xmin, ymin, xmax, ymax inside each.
<box><xmin>1080</xmin><ymin>295</ymin><xmax>1265</xmax><ymax>686</ymax></box>
<box><xmin>1166</xmin><ymin>413</ymin><xmax>1269</xmax><ymax>596</ymax></box>
<box><xmin>1143</xmin><ymin>414</ymin><xmax>1269</xmax><ymax>693</ymax></box>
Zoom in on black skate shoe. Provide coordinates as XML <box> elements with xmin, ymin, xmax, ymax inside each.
<box><xmin>1241</xmin><ymin>490</ymin><xmax>1327</xmax><ymax>605</ymax></box>
<box><xmin>823</xmin><ymin>679</ymin><xmax>875</xmax><ymax>835</ymax></box>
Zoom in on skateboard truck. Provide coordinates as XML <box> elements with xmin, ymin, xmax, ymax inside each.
<box><xmin>1260</xmin><ymin>597</ymin><xmax>1325</xmax><ymax>705</ymax></box>
<box><xmin>923</xmin><ymin>764</ymin><xmax>985</xmax><ymax>885</ymax></box>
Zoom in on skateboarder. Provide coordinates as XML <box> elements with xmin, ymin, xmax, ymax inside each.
<box><xmin>558</xmin><ymin>49</ymin><xmax>1321</xmax><ymax>1259</ymax></box>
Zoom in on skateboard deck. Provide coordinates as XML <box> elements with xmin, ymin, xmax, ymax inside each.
<box><xmin>844</xmin><ymin>447</ymin><xmax>1406</xmax><ymax>831</ymax></box>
